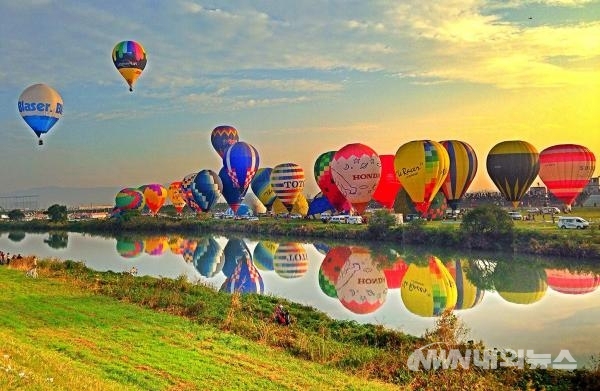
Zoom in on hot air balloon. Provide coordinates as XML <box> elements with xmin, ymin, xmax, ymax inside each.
<box><xmin>394</xmin><ymin>188</ymin><xmax>448</xmax><ymax>221</ymax></box>
<box><xmin>181</xmin><ymin>238</ymin><xmax>199</xmax><ymax>263</ymax></box>
<box><xmin>253</xmin><ymin>241</ymin><xmax>278</xmax><ymax>271</ymax></box>
<box><xmin>307</xmin><ymin>192</ymin><xmax>335</xmax><ymax>216</ymax></box>
<box><xmin>167</xmin><ymin>182</ymin><xmax>187</xmax><ymax>214</ymax></box>
<box><xmin>223</xmin><ymin>141</ymin><xmax>260</xmax><ymax>193</ymax></box>
<box><xmin>142</xmin><ymin>184</ymin><xmax>168</xmax><ymax>215</ymax></box>
<box><xmin>492</xmin><ymin>262</ymin><xmax>547</xmax><ymax>305</ymax></box>
<box><xmin>446</xmin><ymin>259</ymin><xmax>484</xmax><ymax>310</ymax></box>
<box><xmin>439</xmin><ymin>140</ymin><xmax>478</xmax><ymax>211</ymax></box>
<box><xmin>400</xmin><ymin>256</ymin><xmax>457</xmax><ymax>317</ymax></box>
<box><xmin>220</xmin><ymin>251</ymin><xmax>264</xmax><ymax>295</ymax></box>
<box><xmin>273</xmin><ymin>243</ymin><xmax>308</xmax><ymax>279</ymax></box>
<box><xmin>331</xmin><ymin>143</ymin><xmax>381</xmax><ymax>214</ymax></box>
<box><xmin>144</xmin><ymin>236</ymin><xmax>169</xmax><ymax>256</ymax></box>
<box><xmin>223</xmin><ymin>238</ymin><xmax>252</xmax><ymax>278</ymax></box>
<box><xmin>314</xmin><ymin>152</ymin><xmax>352</xmax><ymax>212</ymax></box>
<box><xmin>250</xmin><ymin>168</ymin><xmax>277</xmax><ymax>210</ymax></box>
<box><xmin>539</xmin><ymin>144</ymin><xmax>596</xmax><ymax>209</ymax></box>
<box><xmin>18</xmin><ymin>83</ymin><xmax>63</xmax><ymax>145</ymax></box>
<box><xmin>112</xmin><ymin>40</ymin><xmax>147</xmax><ymax>92</ymax></box>
<box><xmin>335</xmin><ymin>246</ymin><xmax>388</xmax><ymax>314</ymax></box>
<box><xmin>394</xmin><ymin>140</ymin><xmax>449</xmax><ymax>214</ymax></box>
<box><xmin>211</xmin><ymin>125</ymin><xmax>239</xmax><ymax>158</ymax></box>
<box><xmin>181</xmin><ymin>173</ymin><xmax>203</xmax><ymax>214</ymax></box>
<box><xmin>243</xmin><ymin>191</ymin><xmax>267</xmax><ymax>215</ymax></box>
<box><xmin>191</xmin><ymin>169</ymin><xmax>223</xmax><ymax>212</ymax></box>
<box><xmin>545</xmin><ymin>268</ymin><xmax>600</xmax><ymax>295</ymax></box>
<box><xmin>115</xmin><ymin>188</ymin><xmax>145</xmax><ymax>211</ymax></box>
<box><xmin>116</xmin><ymin>237</ymin><xmax>144</xmax><ymax>259</ymax></box>
<box><xmin>219</xmin><ymin>166</ymin><xmax>245</xmax><ymax>213</ymax></box>
<box><xmin>372</xmin><ymin>155</ymin><xmax>402</xmax><ymax>209</ymax></box>
<box><xmin>270</xmin><ymin>163</ymin><xmax>306</xmax><ymax>213</ymax></box>
<box><xmin>168</xmin><ymin>236</ymin><xmax>185</xmax><ymax>255</ymax></box>
<box><xmin>193</xmin><ymin>237</ymin><xmax>225</xmax><ymax>278</ymax></box>
<box><xmin>486</xmin><ymin>141</ymin><xmax>539</xmax><ymax>209</ymax></box>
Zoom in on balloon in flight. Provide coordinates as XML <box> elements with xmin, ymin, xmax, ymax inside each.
<box><xmin>439</xmin><ymin>140</ymin><xmax>478</xmax><ymax>211</ymax></box>
<box><xmin>394</xmin><ymin>140</ymin><xmax>449</xmax><ymax>214</ymax></box>
<box><xmin>211</xmin><ymin>125</ymin><xmax>239</xmax><ymax>158</ymax></box>
<box><xmin>330</xmin><ymin>143</ymin><xmax>381</xmax><ymax>214</ymax></box>
<box><xmin>486</xmin><ymin>140</ymin><xmax>539</xmax><ymax>209</ymax></box>
<box><xmin>18</xmin><ymin>83</ymin><xmax>63</xmax><ymax>145</ymax></box>
<box><xmin>539</xmin><ymin>144</ymin><xmax>596</xmax><ymax>208</ymax></box>
<box><xmin>112</xmin><ymin>40</ymin><xmax>147</xmax><ymax>92</ymax></box>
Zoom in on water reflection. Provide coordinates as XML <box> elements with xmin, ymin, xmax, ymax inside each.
<box><xmin>7</xmin><ymin>231</ymin><xmax>26</xmax><ymax>242</ymax></box>
<box><xmin>545</xmin><ymin>269</ymin><xmax>600</xmax><ymax>295</ymax></box>
<box><xmin>492</xmin><ymin>262</ymin><xmax>548</xmax><ymax>305</ymax></box>
<box><xmin>116</xmin><ymin>236</ymin><xmax>144</xmax><ymax>259</ymax></box>
<box><xmin>273</xmin><ymin>243</ymin><xmax>308</xmax><ymax>279</ymax></box>
<box><xmin>219</xmin><ymin>249</ymin><xmax>264</xmax><ymax>294</ymax></box>
<box><xmin>193</xmin><ymin>237</ymin><xmax>224</xmax><ymax>278</ymax></box>
<box><xmin>44</xmin><ymin>232</ymin><xmax>69</xmax><ymax>250</ymax></box>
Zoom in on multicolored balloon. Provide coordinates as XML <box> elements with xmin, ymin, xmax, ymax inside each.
<box><xmin>191</xmin><ymin>169</ymin><xmax>223</xmax><ymax>212</ymax></box>
<box><xmin>250</xmin><ymin>168</ymin><xmax>277</xmax><ymax>210</ymax></box>
<box><xmin>116</xmin><ymin>237</ymin><xmax>144</xmax><ymax>259</ymax></box>
<box><xmin>181</xmin><ymin>173</ymin><xmax>203</xmax><ymax>214</ymax></box>
<box><xmin>331</xmin><ymin>143</ymin><xmax>381</xmax><ymax>214</ymax></box>
<box><xmin>400</xmin><ymin>256</ymin><xmax>457</xmax><ymax>317</ymax></box>
<box><xmin>223</xmin><ymin>141</ymin><xmax>260</xmax><ymax>193</ymax></box>
<box><xmin>394</xmin><ymin>140</ymin><xmax>449</xmax><ymax>214</ymax></box>
<box><xmin>372</xmin><ymin>154</ymin><xmax>402</xmax><ymax>209</ymax></box>
<box><xmin>220</xmin><ymin>251</ymin><xmax>264</xmax><ymax>295</ymax></box>
<box><xmin>144</xmin><ymin>236</ymin><xmax>168</xmax><ymax>256</ymax></box>
<box><xmin>539</xmin><ymin>144</ymin><xmax>596</xmax><ymax>208</ymax></box>
<box><xmin>167</xmin><ymin>182</ymin><xmax>187</xmax><ymax>214</ymax></box>
<box><xmin>439</xmin><ymin>140</ymin><xmax>478</xmax><ymax>211</ymax></box>
<box><xmin>112</xmin><ymin>40</ymin><xmax>147</xmax><ymax>92</ymax></box>
<box><xmin>168</xmin><ymin>236</ymin><xmax>185</xmax><ymax>255</ymax></box>
<box><xmin>335</xmin><ymin>246</ymin><xmax>388</xmax><ymax>314</ymax></box>
<box><xmin>211</xmin><ymin>125</ymin><xmax>239</xmax><ymax>158</ymax></box>
<box><xmin>142</xmin><ymin>184</ymin><xmax>168</xmax><ymax>215</ymax></box>
<box><xmin>486</xmin><ymin>140</ymin><xmax>540</xmax><ymax>209</ymax></box>
<box><xmin>115</xmin><ymin>188</ymin><xmax>145</xmax><ymax>211</ymax></box>
<box><xmin>181</xmin><ymin>238</ymin><xmax>199</xmax><ymax>263</ymax></box>
<box><xmin>193</xmin><ymin>237</ymin><xmax>225</xmax><ymax>278</ymax></box>
<box><xmin>223</xmin><ymin>238</ymin><xmax>251</xmax><ymax>278</ymax></box>
<box><xmin>270</xmin><ymin>163</ymin><xmax>306</xmax><ymax>213</ymax></box>
<box><xmin>314</xmin><ymin>151</ymin><xmax>351</xmax><ymax>212</ymax></box>
<box><xmin>18</xmin><ymin>83</ymin><xmax>63</xmax><ymax>145</ymax></box>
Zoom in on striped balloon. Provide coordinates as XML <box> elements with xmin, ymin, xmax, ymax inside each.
<box><xmin>191</xmin><ymin>169</ymin><xmax>223</xmax><ymax>212</ymax></box>
<box><xmin>486</xmin><ymin>140</ymin><xmax>539</xmax><ymax>208</ymax></box>
<box><xmin>273</xmin><ymin>243</ymin><xmax>308</xmax><ymax>279</ymax></box>
<box><xmin>539</xmin><ymin>144</ymin><xmax>596</xmax><ymax>208</ymax></box>
<box><xmin>270</xmin><ymin>163</ymin><xmax>305</xmax><ymax>213</ymax></box>
<box><xmin>439</xmin><ymin>140</ymin><xmax>478</xmax><ymax>211</ymax></box>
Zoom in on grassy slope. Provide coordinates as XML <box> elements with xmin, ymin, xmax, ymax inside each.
<box><xmin>0</xmin><ymin>267</ymin><xmax>397</xmax><ymax>391</ymax></box>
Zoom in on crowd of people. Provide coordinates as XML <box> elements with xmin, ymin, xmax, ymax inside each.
<box><xmin>0</xmin><ymin>251</ymin><xmax>23</xmax><ymax>265</ymax></box>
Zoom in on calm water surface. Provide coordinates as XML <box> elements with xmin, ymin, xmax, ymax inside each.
<box><xmin>2</xmin><ymin>231</ymin><xmax>599</xmax><ymax>368</ymax></box>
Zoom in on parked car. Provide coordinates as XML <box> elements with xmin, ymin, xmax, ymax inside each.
<box><xmin>542</xmin><ymin>207</ymin><xmax>561</xmax><ymax>214</ymax></box>
<box><xmin>557</xmin><ymin>216</ymin><xmax>589</xmax><ymax>229</ymax></box>
<box><xmin>329</xmin><ymin>215</ymin><xmax>349</xmax><ymax>224</ymax></box>
<box><xmin>346</xmin><ymin>216</ymin><xmax>363</xmax><ymax>224</ymax></box>
<box><xmin>508</xmin><ymin>211</ymin><xmax>523</xmax><ymax>220</ymax></box>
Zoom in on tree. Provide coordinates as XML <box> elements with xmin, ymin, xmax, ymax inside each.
<box><xmin>46</xmin><ymin>204</ymin><xmax>68</xmax><ymax>222</ymax></box>
<box><xmin>459</xmin><ymin>204</ymin><xmax>514</xmax><ymax>250</ymax></box>
<box><xmin>8</xmin><ymin>209</ymin><xmax>25</xmax><ymax>221</ymax></box>
<box><xmin>367</xmin><ymin>209</ymin><xmax>397</xmax><ymax>239</ymax></box>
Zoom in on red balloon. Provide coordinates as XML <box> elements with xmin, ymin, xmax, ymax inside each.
<box><xmin>372</xmin><ymin>155</ymin><xmax>402</xmax><ymax>209</ymax></box>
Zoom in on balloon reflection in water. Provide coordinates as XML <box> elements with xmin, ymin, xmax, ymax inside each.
<box><xmin>401</xmin><ymin>256</ymin><xmax>457</xmax><ymax>317</ymax></box>
<box><xmin>223</xmin><ymin>238</ymin><xmax>251</xmax><ymax>278</ymax></box>
<box><xmin>381</xmin><ymin>258</ymin><xmax>409</xmax><ymax>290</ymax></box>
<box><xmin>335</xmin><ymin>246</ymin><xmax>388</xmax><ymax>314</ymax></box>
<box><xmin>273</xmin><ymin>243</ymin><xmax>308</xmax><ymax>279</ymax></box>
<box><xmin>193</xmin><ymin>237</ymin><xmax>225</xmax><ymax>278</ymax></box>
<box><xmin>492</xmin><ymin>262</ymin><xmax>547</xmax><ymax>305</ymax></box>
<box><xmin>253</xmin><ymin>241</ymin><xmax>278</xmax><ymax>271</ymax></box>
<box><xmin>446</xmin><ymin>260</ymin><xmax>485</xmax><ymax>310</ymax></box>
<box><xmin>219</xmin><ymin>251</ymin><xmax>264</xmax><ymax>294</ymax></box>
<box><xmin>144</xmin><ymin>236</ymin><xmax>169</xmax><ymax>256</ymax></box>
<box><xmin>181</xmin><ymin>238</ymin><xmax>199</xmax><ymax>263</ymax></box>
<box><xmin>116</xmin><ymin>237</ymin><xmax>144</xmax><ymax>259</ymax></box>
<box><xmin>318</xmin><ymin>246</ymin><xmax>351</xmax><ymax>298</ymax></box>
<box><xmin>545</xmin><ymin>268</ymin><xmax>600</xmax><ymax>295</ymax></box>
<box><xmin>168</xmin><ymin>236</ymin><xmax>185</xmax><ymax>255</ymax></box>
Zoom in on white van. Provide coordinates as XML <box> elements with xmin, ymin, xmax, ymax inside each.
<box><xmin>329</xmin><ymin>215</ymin><xmax>349</xmax><ymax>224</ymax></box>
<box><xmin>557</xmin><ymin>216</ymin><xmax>589</xmax><ymax>229</ymax></box>
<box><xmin>347</xmin><ymin>216</ymin><xmax>363</xmax><ymax>224</ymax></box>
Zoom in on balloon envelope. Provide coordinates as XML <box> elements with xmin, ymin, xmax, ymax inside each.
<box><xmin>167</xmin><ymin>182</ymin><xmax>187</xmax><ymax>214</ymax></box>
<box><xmin>223</xmin><ymin>238</ymin><xmax>252</xmax><ymax>277</ymax></box>
<box><xmin>314</xmin><ymin>151</ymin><xmax>351</xmax><ymax>212</ymax></box>
<box><xmin>116</xmin><ymin>237</ymin><xmax>144</xmax><ymax>259</ymax></box>
<box><xmin>193</xmin><ymin>237</ymin><xmax>225</xmax><ymax>278</ymax></box>
<box><xmin>539</xmin><ymin>144</ymin><xmax>596</xmax><ymax>208</ymax></box>
<box><xmin>219</xmin><ymin>166</ymin><xmax>245</xmax><ymax>213</ymax></box>
<box><xmin>253</xmin><ymin>241</ymin><xmax>278</xmax><ymax>271</ymax></box>
<box><xmin>115</xmin><ymin>188</ymin><xmax>145</xmax><ymax>211</ymax></box>
<box><xmin>439</xmin><ymin>140</ymin><xmax>478</xmax><ymax>211</ymax></box>
<box><xmin>211</xmin><ymin>125</ymin><xmax>239</xmax><ymax>158</ymax></box>
<box><xmin>273</xmin><ymin>243</ymin><xmax>308</xmax><ymax>279</ymax></box>
<box><xmin>394</xmin><ymin>140</ymin><xmax>449</xmax><ymax>214</ymax></box>
<box><xmin>251</xmin><ymin>168</ymin><xmax>277</xmax><ymax>209</ymax></box>
<box><xmin>223</xmin><ymin>141</ymin><xmax>260</xmax><ymax>193</ymax></box>
<box><xmin>181</xmin><ymin>173</ymin><xmax>203</xmax><ymax>214</ymax></box>
<box><xmin>191</xmin><ymin>169</ymin><xmax>223</xmax><ymax>212</ymax></box>
<box><xmin>112</xmin><ymin>40</ymin><xmax>147</xmax><ymax>91</ymax></box>
<box><xmin>545</xmin><ymin>268</ymin><xmax>600</xmax><ymax>295</ymax></box>
<box><xmin>142</xmin><ymin>184</ymin><xmax>168</xmax><ymax>215</ymax></box>
<box><xmin>18</xmin><ymin>83</ymin><xmax>63</xmax><ymax>143</ymax></box>
<box><xmin>271</xmin><ymin>163</ymin><xmax>306</xmax><ymax>213</ymax></box>
<box><xmin>220</xmin><ymin>252</ymin><xmax>264</xmax><ymax>295</ymax></box>
<box><xmin>372</xmin><ymin>155</ymin><xmax>402</xmax><ymax>209</ymax></box>
<box><xmin>331</xmin><ymin>143</ymin><xmax>382</xmax><ymax>214</ymax></box>
<box><xmin>486</xmin><ymin>140</ymin><xmax>539</xmax><ymax>208</ymax></box>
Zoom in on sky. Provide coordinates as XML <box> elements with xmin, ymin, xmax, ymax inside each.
<box><xmin>1</xmin><ymin>0</ymin><xmax>599</xmax><ymax>199</ymax></box>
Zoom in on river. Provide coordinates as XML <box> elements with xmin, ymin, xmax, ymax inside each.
<box><xmin>2</xmin><ymin>230</ymin><xmax>599</xmax><ymax>369</ymax></box>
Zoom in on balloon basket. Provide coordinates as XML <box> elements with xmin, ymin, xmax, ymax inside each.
<box><xmin>38</xmin><ymin>139</ymin><xmax>43</xmax><ymax>146</ymax></box>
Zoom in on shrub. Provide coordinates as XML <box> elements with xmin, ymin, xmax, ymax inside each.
<box><xmin>367</xmin><ymin>209</ymin><xmax>396</xmax><ymax>239</ymax></box>
<box><xmin>460</xmin><ymin>205</ymin><xmax>514</xmax><ymax>250</ymax></box>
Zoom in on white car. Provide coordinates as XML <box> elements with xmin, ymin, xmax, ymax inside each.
<box><xmin>557</xmin><ymin>216</ymin><xmax>589</xmax><ymax>229</ymax></box>
<box><xmin>508</xmin><ymin>211</ymin><xmax>522</xmax><ymax>220</ymax></box>
<box><xmin>329</xmin><ymin>215</ymin><xmax>349</xmax><ymax>223</ymax></box>
<box><xmin>346</xmin><ymin>216</ymin><xmax>363</xmax><ymax>224</ymax></box>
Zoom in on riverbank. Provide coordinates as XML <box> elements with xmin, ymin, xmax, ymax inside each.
<box><xmin>1</xmin><ymin>210</ymin><xmax>599</xmax><ymax>259</ymax></box>
<box><xmin>2</xmin><ymin>257</ymin><xmax>599</xmax><ymax>390</ymax></box>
